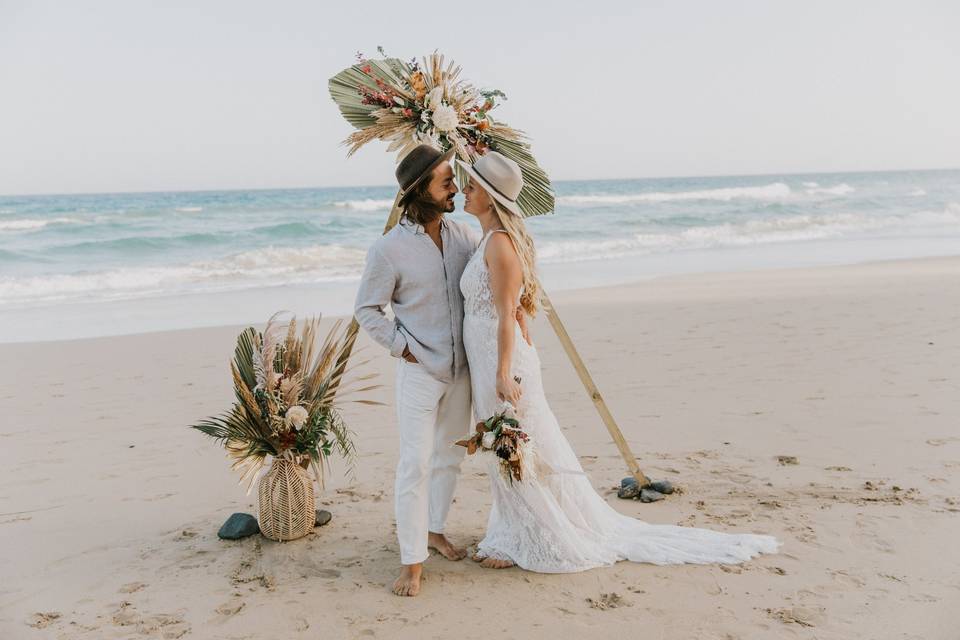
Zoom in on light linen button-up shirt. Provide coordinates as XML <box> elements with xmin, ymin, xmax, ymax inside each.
<box><xmin>354</xmin><ymin>216</ymin><xmax>480</xmax><ymax>383</ymax></box>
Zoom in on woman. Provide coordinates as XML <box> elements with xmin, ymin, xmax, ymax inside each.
<box><xmin>458</xmin><ymin>152</ymin><xmax>781</xmax><ymax>572</ymax></box>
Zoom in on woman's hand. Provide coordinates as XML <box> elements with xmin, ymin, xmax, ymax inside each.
<box><xmin>496</xmin><ymin>374</ymin><xmax>522</xmax><ymax>407</ymax></box>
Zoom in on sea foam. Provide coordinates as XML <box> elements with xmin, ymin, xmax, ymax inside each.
<box><xmin>0</xmin><ymin>217</ymin><xmax>85</xmax><ymax>232</ymax></box>
<box><xmin>556</xmin><ymin>182</ymin><xmax>792</xmax><ymax>205</ymax></box>
<box><xmin>334</xmin><ymin>198</ymin><xmax>396</xmax><ymax>211</ymax></box>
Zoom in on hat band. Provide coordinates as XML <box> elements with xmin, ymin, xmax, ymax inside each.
<box><xmin>474</xmin><ymin>166</ymin><xmax>519</xmax><ymax>206</ymax></box>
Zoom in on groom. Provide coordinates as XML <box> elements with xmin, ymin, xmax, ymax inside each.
<box><xmin>355</xmin><ymin>144</ymin><xmax>479</xmax><ymax>597</ymax></box>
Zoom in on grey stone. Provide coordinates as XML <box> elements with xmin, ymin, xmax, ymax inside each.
<box><xmin>621</xmin><ymin>476</ymin><xmax>639</xmax><ymax>488</ymax></box>
<box><xmin>218</xmin><ymin>513</ymin><xmax>260</xmax><ymax>540</ymax></box>
<box><xmin>315</xmin><ymin>509</ymin><xmax>332</xmax><ymax>527</ymax></box>
<box><xmin>639</xmin><ymin>488</ymin><xmax>666</xmax><ymax>503</ymax></box>
<box><xmin>617</xmin><ymin>482</ymin><xmax>641</xmax><ymax>500</ymax></box>
<box><xmin>645</xmin><ymin>479</ymin><xmax>675</xmax><ymax>495</ymax></box>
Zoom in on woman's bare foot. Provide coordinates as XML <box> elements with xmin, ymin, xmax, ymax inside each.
<box><xmin>392</xmin><ymin>563</ymin><xmax>423</xmax><ymax>597</ymax></box>
<box><xmin>427</xmin><ymin>532</ymin><xmax>467</xmax><ymax>561</ymax></box>
<box><xmin>480</xmin><ymin>557</ymin><xmax>514</xmax><ymax>569</ymax></box>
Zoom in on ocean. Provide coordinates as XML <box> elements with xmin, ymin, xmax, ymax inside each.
<box><xmin>2</xmin><ymin>169</ymin><xmax>958</xmax><ymax>342</ymax></box>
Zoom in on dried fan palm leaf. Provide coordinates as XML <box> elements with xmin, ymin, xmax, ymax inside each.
<box><xmin>329</xmin><ymin>50</ymin><xmax>555</xmax><ymax>216</ymax></box>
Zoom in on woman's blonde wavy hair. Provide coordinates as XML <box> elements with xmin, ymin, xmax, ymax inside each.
<box><xmin>491</xmin><ymin>201</ymin><xmax>540</xmax><ymax>317</ymax></box>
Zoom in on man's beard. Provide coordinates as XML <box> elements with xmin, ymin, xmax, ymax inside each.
<box><xmin>436</xmin><ymin>192</ymin><xmax>455</xmax><ymax>213</ymax></box>
<box><xmin>424</xmin><ymin>193</ymin><xmax>455</xmax><ymax>219</ymax></box>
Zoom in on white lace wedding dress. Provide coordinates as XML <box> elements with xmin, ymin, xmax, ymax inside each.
<box><xmin>460</xmin><ymin>230</ymin><xmax>782</xmax><ymax>573</ymax></box>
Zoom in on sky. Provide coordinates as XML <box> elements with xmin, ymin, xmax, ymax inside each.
<box><xmin>1</xmin><ymin>0</ymin><xmax>958</xmax><ymax>195</ymax></box>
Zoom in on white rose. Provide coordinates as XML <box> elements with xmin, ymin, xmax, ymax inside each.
<box><xmin>481</xmin><ymin>431</ymin><xmax>497</xmax><ymax>449</ymax></box>
<box><xmin>431</xmin><ymin>103</ymin><xmax>459</xmax><ymax>132</ymax></box>
<box><xmin>426</xmin><ymin>86</ymin><xmax>444</xmax><ymax>108</ymax></box>
<box><xmin>285</xmin><ymin>405</ymin><xmax>309</xmax><ymax>431</ymax></box>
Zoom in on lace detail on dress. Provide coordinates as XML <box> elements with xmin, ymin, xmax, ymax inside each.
<box><xmin>460</xmin><ymin>228</ymin><xmax>782</xmax><ymax>573</ymax></box>
<box><xmin>460</xmin><ymin>230</ymin><xmax>504</xmax><ymax>321</ymax></box>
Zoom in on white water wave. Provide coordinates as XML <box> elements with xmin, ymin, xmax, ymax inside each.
<box><xmin>0</xmin><ymin>217</ymin><xmax>86</xmax><ymax>232</ymax></box>
<box><xmin>557</xmin><ymin>182</ymin><xmax>792</xmax><ymax>205</ymax></box>
<box><xmin>803</xmin><ymin>183</ymin><xmax>855</xmax><ymax>196</ymax></box>
<box><xmin>538</xmin><ymin>206</ymin><xmax>960</xmax><ymax>263</ymax></box>
<box><xmin>0</xmin><ymin>244</ymin><xmax>368</xmax><ymax>304</ymax></box>
<box><xmin>334</xmin><ymin>198</ymin><xmax>396</xmax><ymax>211</ymax></box>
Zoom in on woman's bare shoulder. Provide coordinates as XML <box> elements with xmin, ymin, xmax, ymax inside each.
<box><xmin>484</xmin><ymin>230</ymin><xmax>520</xmax><ymax>268</ymax></box>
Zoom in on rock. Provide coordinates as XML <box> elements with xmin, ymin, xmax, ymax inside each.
<box><xmin>218</xmin><ymin>513</ymin><xmax>260</xmax><ymax>540</ymax></box>
<box><xmin>315</xmin><ymin>509</ymin><xmax>332</xmax><ymax>527</ymax></box>
<box><xmin>644</xmin><ymin>479</ymin><xmax>675</xmax><ymax>495</ymax></box>
<box><xmin>620</xmin><ymin>476</ymin><xmax>639</xmax><ymax>488</ymax></box>
<box><xmin>776</xmin><ymin>455</ymin><xmax>798</xmax><ymax>465</ymax></box>
<box><xmin>617</xmin><ymin>481</ymin><xmax>641</xmax><ymax>500</ymax></box>
<box><xmin>639</xmin><ymin>488</ymin><xmax>665</xmax><ymax>503</ymax></box>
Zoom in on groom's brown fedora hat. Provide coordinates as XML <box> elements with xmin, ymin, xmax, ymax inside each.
<box><xmin>396</xmin><ymin>144</ymin><xmax>455</xmax><ymax>204</ymax></box>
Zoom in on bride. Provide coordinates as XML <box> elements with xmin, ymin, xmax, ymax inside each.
<box><xmin>457</xmin><ymin>152</ymin><xmax>782</xmax><ymax>572</ymax></box>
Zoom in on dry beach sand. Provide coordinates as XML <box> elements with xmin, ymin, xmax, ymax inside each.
<box><xmin>2</xmin><ymin>256</ymin><xmax>959</xmax><ymax>639</ymax></box>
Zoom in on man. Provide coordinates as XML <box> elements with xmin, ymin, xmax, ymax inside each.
<box><xmin>354</xmin><ymin>144</ymin><xmax>478</xmax><ymax>597</ymax></box>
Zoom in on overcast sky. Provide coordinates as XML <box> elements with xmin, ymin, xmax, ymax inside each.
<box><xmin>1</xmin><ymin>0</ymin><xmax>958</xmax><ymax>195</ymax></box>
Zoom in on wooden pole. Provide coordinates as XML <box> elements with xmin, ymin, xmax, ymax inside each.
<box><xmin>331</xmin><ymin>190</ymin><xmax>649</xmax><ymax>486</ymax></box>
<box><xmin>540</xmin><ymin>291</ymin><xmax>650</xmax><ymax>487</ymax></box>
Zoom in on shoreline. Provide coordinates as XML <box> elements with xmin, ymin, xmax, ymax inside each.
<box><xmin>3</xmin><ymin>251</ymin><xmax>959</xmax><ymax>346</ymax></box>
<box><xmin>0</xmin><ymin>254</ymin><xmax>960</xmax><ymax>347</ymax></box>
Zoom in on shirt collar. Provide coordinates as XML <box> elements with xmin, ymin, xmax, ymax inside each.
<box><xmin>399</xmin><ymin>215</ymin><xmax>448</xmax><ymax>235</ymax></box>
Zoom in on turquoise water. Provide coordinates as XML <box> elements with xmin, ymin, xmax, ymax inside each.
<box><xmin>1</xmin><ymin>169</ymin><xmax>958</xmax><ymax>340</ymax></box>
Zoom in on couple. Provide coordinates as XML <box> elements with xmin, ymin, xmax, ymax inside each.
<box><xmin>354</xmin><ymin>145</ymin><xmax>781</xmax><ymax>597</ymax></box>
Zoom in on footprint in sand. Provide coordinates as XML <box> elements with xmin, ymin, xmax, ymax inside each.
<box><xmin>27</xmin><ymin>611</ymin><xmax>61</xmax><ymax>629</ymax></box>
<box><xmin>829</xmin><ymin>569</ymin><xmax>866</xmax><ymax>588</ymax></box>
<box><xmin>111</xmin><ymin>602</ymin><xmax>190</xmax><ymax>638</ymax></box>
<box><xmin>926</xmin><ymin>437</ymin><xmax>960</xmax><ymax>446</ymax></box>
<box><xmin>119</xmin><ymin>582</ymin><xmax>148</xmax><ymax>594</ymax></box>
<box><xmin>766</xmin><ymin>606</ymin><xmax>825</xmax><ymax>628</ymax></box>
<box><xmin>214</xmin><ymin>599</ymin><xmax>245</xmax><ymax>616</ymax></box>
<box><xmin>586</xmin><ymin>592</ymin><xmax>631</xmax><ymax>610</ymax></box>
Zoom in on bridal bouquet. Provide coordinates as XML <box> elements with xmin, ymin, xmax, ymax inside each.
<box><xmin>329</xmin><ymin>48</ymin><xmax>554</xmax><ymax>217</ymax></box>
<box><xmin>456</xmin><ymin>402</ymin><xmax>533</xmax><ymax>484</ymax></box>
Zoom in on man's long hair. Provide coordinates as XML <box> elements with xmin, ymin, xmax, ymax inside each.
<box><xmin>401</xmin><ymin>178</ymin><xmax>443</xmax><ymax>226</ymax></box>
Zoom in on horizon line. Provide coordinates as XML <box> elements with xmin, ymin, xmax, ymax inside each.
<box><xmin>1</xmin><ymin>165</ymin><xmax>957</xmax><ymax>199</ymax></box>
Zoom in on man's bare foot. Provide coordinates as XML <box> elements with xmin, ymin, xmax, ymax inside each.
<box><xmin>392</xmin><ymin>564</ymin><xmax>423</xmax><ymax>597</ymax></box>
<box><xmin>428</xmin><ymin>532</ymin><xmax>467</xmax><ymax>561</ymax></box>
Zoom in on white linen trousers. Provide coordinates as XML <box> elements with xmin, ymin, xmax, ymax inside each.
<box><xmin>393</xmin><ymin>358</ymin><xmax>471</xmax><ymax>565</ymax></box>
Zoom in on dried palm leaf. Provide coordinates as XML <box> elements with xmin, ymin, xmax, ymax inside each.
<box><xmin>328</xmin><ymin>50</ymin><xmax>555</xmax><ymax>216</ymax></box>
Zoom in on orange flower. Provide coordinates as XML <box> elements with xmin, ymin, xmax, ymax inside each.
<box><xmin>409</xmin><ymin>71</ymin><xmax>427</xmax><ymax>100</ymax></box>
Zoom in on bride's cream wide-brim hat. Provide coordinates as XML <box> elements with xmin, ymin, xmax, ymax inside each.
<box><xmin>457</xmin><ymin>152</ymin><xmax>524</xmax><ymax>218</ymax></box>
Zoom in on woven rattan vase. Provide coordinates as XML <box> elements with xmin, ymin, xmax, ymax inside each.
<box><xmin>258</xmin><ymin>457</ymin><xmax>316</xmax><ymax>541</ymax></box>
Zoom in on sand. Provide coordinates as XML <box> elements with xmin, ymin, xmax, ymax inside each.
<box><xmin>2</xmin><ymin>256</ymin><xmax>959</xmax><ymax>639</ymax></box>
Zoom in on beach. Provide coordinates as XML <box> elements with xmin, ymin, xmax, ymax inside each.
<box><xmin>2</xmin><ymin>255</ymin><xmax>958</xmax><ymax>639</ymax></box>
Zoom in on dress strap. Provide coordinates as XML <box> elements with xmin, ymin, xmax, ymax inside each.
<box><xmin>482</xmin><ymin>228</ymin><xmax>510</xmax><ymax>245</ymax></box>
